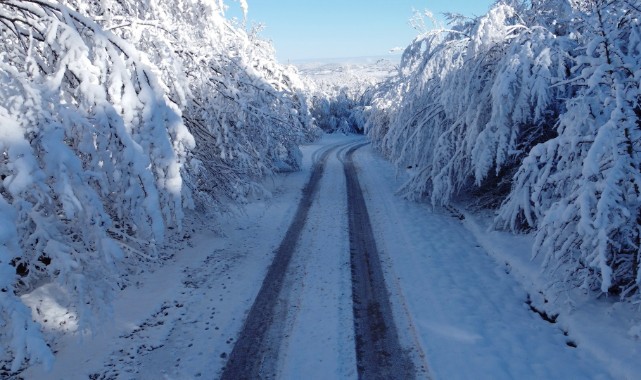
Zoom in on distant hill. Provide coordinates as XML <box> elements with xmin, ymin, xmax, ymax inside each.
<box><xmin>294</xmin><ymin>55</ymin><xmax>399</xmax><ymax>89</ymax></box>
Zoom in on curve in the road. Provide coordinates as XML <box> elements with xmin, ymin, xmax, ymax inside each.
<box><xmin>343</xmin><ymin>143</ymin><xmax>416</xmax><ymax>380</ymax></box>
<box><xmin>220</xmin><ymin>143</ymin><xmax>341</xmax><ymax>380</ymax></box>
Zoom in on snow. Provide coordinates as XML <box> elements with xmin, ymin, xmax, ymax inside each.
<box><xmin>19</xmin><ymin>135</ymin><xmax>352</xmax><ymax>379</ymax></box>
<box><xmin>352</xmin><ymin>145</ymin><xmax>615</xmax><ymax>379</ymax></box>
<box><xmin>3</xmin><ymin>0</ymin><xmax>639</xmax><ymax>376</ymax></box>
<box><xmin>367</xmin><ymin>0</ymin><xmax>641</xmax><ymax>307</ymax></box>
<box><xmin>1</xmin><ymin>1</ymin><xmax>320</xmax><ymax>369</ymax></box>
<box><xmin>18</xmin><ymin>134</ymin><xmax>641</xmax><ymax>379</ymax></box>
<box><xmin>276</xmin><ymin>141</ymin><xmax>356</xmax><ymax>379</ymax></box>
<box><xmin>460</xmin><ymin>210</ymin><xmax>641</xmax><ymax>380</ymax></box>
<box><xmin>296</xmin><ymin>56</ymin><xmax>398</xmax><ymax>89</ymax></box>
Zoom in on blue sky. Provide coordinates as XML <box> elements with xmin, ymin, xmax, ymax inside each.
<box><xmin>226</xmin><ymin>0</ymin><xmax>496</xmax><ymax>62</ymax></box>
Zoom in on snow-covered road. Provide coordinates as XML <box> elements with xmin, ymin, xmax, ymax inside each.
<box><xmin>221</xmin><ymin>142</ymin><xmax>357</xmax><ymax>379</ymax></box>
<box><xmin>222</xmin><ymin>140</ymin><xmax>416</xmax><ymax>379</ymax></box>
<box><xmin>22</xmin><ymin>135</ymin><xmax>629</xmax><ymax>379</ymax></box>
<box><xmin>352</xmin><ymin>144</ymin><xmax>613</xmax><ymax>380</ymax></box>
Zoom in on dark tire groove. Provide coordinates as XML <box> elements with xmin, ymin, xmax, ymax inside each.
<box><xmin>220</xmin><ymin>144</ymin><xmax>340</xmax><ymax>380</ymax></box>
<box><xmin>343</xmin><ymin>143</ymin><xmax>415</xmax><ymax>380</ymax></box>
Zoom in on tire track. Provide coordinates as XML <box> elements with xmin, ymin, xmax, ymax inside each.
<box><xmin>342</xmin><ymin>143</ymin><xmax>415</xmax><ymax>380</ymax></box>
<box><xmin>220</xmin><ymin>143</ymin><xmax>342</xmax><ymax>380</ymax></box>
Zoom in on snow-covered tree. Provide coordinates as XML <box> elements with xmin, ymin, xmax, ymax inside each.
<box><xmin>498</xmin><ymin>0</ymin><xmax>641</xmax><ymax>296</ymax></box>
<box><xmin>0</xmin><ymin>0</ymin><xmax>317</xmax><ymax>372</ymax></box>
<box><xmin>368</xmin><ymin>3</ymin><xmax>568</xmax><ymax>205</ymax></box>
<box><xmin>310</xmin><ymin>87</ymin><xmax>368</xmax><ymax>134</ymax></box>
<box><xmin>0</xmin><ymin>0</ymin><xmax>197</xmax><ymax>370</ymax></box>
<box><xmin>68</xmin><ymin>0</ymin><xmax>317</xmax><ymax>206</ymax></box>
<box><xmin>8</xmin><ymin>0</ymin><xmax>191</xmax><ymax>286</ymax></box>
<box><xmin>367</xmin><ymin>0</ymin><xmax>641</xmax><ymax>299</ymax></box>
<box><xmin>306</xmin><ymin>63</ymin><xmax>387</xmax><ymax>134</ymax></box>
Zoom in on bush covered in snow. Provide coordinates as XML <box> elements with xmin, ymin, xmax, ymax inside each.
<box><xmin>366</xmin><ymin>0</ymin><xmax>641</xmax><ymax>300</ymax></box>
<box><xmin>0</xmin><ymin>0</ymin><xmax>316</xmax><ymax>372</ymax></box>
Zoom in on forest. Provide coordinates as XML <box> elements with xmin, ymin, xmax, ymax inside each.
<box><xmin>1</xmin><ymin>0</ymin><xmax>640</xmax><ymax>374</ymax></box>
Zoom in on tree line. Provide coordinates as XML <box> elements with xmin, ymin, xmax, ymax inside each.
<box><xmin>366</xmin><ymin>0</ymin><xmax>641</xmax><ymax>302</ymax></box>
<box><xmin>0</xmin><ymin>0</ymin><xmax>318</xmax><ymax>372</ymax></box>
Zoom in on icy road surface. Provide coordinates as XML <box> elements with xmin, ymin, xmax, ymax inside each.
<box><xmin>23</xmin><ymin>135</ymin><xmax>621</xmax><ymax>379</ymax></box>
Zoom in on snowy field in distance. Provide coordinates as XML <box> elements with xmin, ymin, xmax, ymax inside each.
<box><xmin>294</xmin><ymin>55</ymin><xmax>399</xmax><ymax>87</ymax></box>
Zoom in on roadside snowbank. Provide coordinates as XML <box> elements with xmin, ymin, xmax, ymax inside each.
<box><xmin>460</xmin><ymin>208</ymin><xmax>641</xmax><ymax>380</ymax></box>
